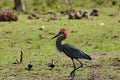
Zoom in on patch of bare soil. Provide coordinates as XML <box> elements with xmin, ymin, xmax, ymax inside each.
<box><xmin>87</xmin><ymin>73</ymin><xmax>120</xmax><ymax>80</ymax></box>
<box><xmin>91</xmin><ymin>51</ymin><xmax>120</xmax><ymax>59</ymax></box>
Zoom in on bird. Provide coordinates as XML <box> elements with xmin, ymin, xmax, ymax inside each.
<box><xmin>48</xmin><ymin>59</ymin><xmax>55</xmax><ymax>69</ymax></box>
<box><xmin>27</xmin><ymin>61</ymin><xmax>33</xmax><ymax>70</ymax></box>
<box><xmin>52</xmin><ymin>28</ymin><xmax>92</xmax><ymax>80</ymax></box>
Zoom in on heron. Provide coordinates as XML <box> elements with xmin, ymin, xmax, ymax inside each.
<box><xmin>52</xmin><ymin>28</ymin><xmax>92</xmax><ymax>80</ymax></box>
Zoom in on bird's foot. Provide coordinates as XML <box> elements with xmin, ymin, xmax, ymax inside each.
<box><xmin>70</xmin><ymin>70</ymin><xmax>75</xmax><ymax>80</ymax></box>
<box><xmin>70</xmin><ymin>70</ymin><xmax>75</xmax><ymax>76</ymax></box>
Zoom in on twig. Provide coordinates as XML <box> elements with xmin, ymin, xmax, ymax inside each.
<box><xmin>20</xmin><ymin>50</ymin><xmax>23</xmax><ymax>63</ymax></box>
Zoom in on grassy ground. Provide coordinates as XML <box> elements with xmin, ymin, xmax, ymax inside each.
<box><xmin>0</xmin><ymin>6</ymin><xmax>120</xmax><ymax>80</ymax></box>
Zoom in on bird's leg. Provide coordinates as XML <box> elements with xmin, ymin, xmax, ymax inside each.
<box><xmin>75</xmin><ymin>59</ymin><xmax>83</xmax><ymax>71</ymax></box>
<box><xmin>73</xmin><ymin>59</ymin><xmax>76</xmax><ymax>70</ymax></box>
<box><xmin>70</xmin><ymin>59</ymin><xmax>83</xmax><ymax>79</ymax></box>
<box><xmin>70</xmin><ymin>59</ymin><xmax>76</xmax><ymax>80</ymax></box>
<box><xmin>71</xmin><ymin>59</ymin><xmax>83</xmax><ymax>74</ymax></box>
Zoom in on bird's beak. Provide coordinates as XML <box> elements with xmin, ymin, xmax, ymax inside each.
<box><xmin>51</xmin><ymin>32</ymin><xmax>61</xmax><ymax>39</ymax></box>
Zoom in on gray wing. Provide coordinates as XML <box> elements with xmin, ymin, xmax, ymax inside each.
<box><xmin>63</xmin><ymin>43</ymin><xmax>91</xmax><ymax>60</ymax></box>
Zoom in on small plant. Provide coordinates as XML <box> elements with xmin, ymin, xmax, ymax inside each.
<box><xmin>93</xmin><ymin>0</ymin><xmax>104</xmax><ymax>5</ymax></box>
<box><xmin>46</xmin><ymin>0</ymin><xmax>58</xmax><ymax>8</ymax></box>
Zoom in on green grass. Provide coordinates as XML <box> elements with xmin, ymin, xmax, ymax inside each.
<box><xmin>0</xmin><ymin>6</ymin><xmax>120</xmax><ymax>80</ymax></box>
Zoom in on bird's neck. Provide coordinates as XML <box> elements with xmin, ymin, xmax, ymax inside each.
<box><xmin>30</xmin><ymin>62</ymin><xmax>32</xmax><ymax>65</ymax></box>
<box><xmin>52</xmin><ymin>60</ymin><xmax>54</xmax><ymax>64</ymax></box>
<box><xmin>56</xmin><ymin>36</ymin><xmax>66</xmax><ymax>52</ymax></box>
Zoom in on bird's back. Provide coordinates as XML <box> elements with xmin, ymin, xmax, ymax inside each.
<box><xmin>63</xmin><ymin>43</ymin><xmax>91</xmax><ymax>60</ymax></box>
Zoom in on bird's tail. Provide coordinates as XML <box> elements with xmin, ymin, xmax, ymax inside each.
<box><xmin>84</xmin><ymin>54</ymin><xmax>92</xmax><ymax>60</ymax></box>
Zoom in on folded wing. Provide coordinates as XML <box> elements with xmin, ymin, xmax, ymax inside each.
<box><xmin>63</xmin><ymin>43</ymin><xmax>91</xmax><ymax>60</ymax></box>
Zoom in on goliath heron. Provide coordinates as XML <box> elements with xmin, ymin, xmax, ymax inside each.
<box><xmin>52</xmin><ymin>28</ymin><xmax>92</xmax><ymax>80</ymax></box>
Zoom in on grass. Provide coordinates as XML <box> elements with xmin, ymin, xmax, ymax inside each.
<box><xmin>0</xmin><ymin>6</ymin><xmax>120</xmax><ymax>80</ymax></box>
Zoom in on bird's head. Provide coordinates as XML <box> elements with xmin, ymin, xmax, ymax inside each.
<box><xmin>52</xmin><ymin>28</ymin><xmax>68</xmax><ymax>39</ymax></box>
<box><xmin>29</xmin><ymin>61</ymin><xmax>32</xmax><ymax>64</ymax></box>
